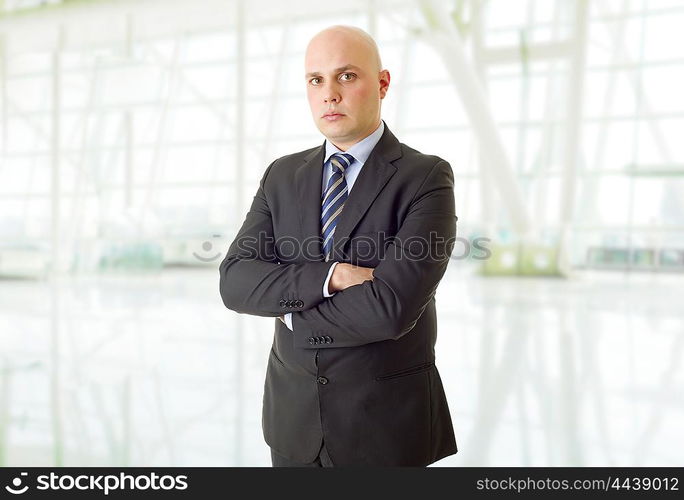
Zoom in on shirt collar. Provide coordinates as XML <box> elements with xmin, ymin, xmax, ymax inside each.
<box><xmin>323</xmin><ymin>119</ymin><xmax>385</xmax><ymax>165</ymax></box>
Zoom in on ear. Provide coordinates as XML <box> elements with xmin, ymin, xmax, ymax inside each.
<box><xmin>379</xmin><ymin>69</ymin><xmax>390</xmax><ymax>99</ymax></box>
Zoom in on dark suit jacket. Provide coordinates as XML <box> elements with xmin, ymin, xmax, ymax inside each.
<box><xmin>219</xmin><ymin>122</ymin><xmax>458</xmax><ymax>466</ymax></box>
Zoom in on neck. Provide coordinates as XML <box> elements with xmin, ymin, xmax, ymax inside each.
<box><xmin>329</xmin><ymin>119</ymin><xmax>381</xmax><ymax>151</ymax></box>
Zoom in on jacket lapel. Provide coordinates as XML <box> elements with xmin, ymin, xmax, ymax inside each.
<box><xmin>295</xmin><ymin>143</ymin><xmax>327</xmax><ymax>260</ymax></box>
<box><xmin>294</xmin><ymin>123</ymin><xmax>403</xmax><ymax>261</ymax></box>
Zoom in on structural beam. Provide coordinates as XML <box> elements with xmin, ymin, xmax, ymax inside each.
<box><xmin>417</xmin><ymin>0</ymin><xmax>532</xmax><ymax>235</ymax></box>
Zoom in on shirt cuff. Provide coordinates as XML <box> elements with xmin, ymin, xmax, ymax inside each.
<box><xmin>283</xmin><ymin>313</ymin><xmax>293</xmax><ymax>331</ymax></box>
<box><xmin>323</xmin><ymin>261</ymin><xmax>339</xmax><ymax>298</ymax></box>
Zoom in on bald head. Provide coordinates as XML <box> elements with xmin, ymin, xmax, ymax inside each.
<box><xmin>304</xmin><ymin>25</ymin><xmax>390</xmax><ymax>150</ymax></box>
<box><xmin>306</xmin><ymin>25</ymin><xmax>382</xmax><ymax>73</ymax></box>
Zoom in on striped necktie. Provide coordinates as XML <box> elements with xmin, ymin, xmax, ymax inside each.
<box><xmin>321</xmin><ymin>152</ymin><xmax>354</xmax><ymax>260</ymax></box>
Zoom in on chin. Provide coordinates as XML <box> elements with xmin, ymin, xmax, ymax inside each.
<box><xmin>320</xmin><ymin>121</ymin><xmax>348</xmax><ymax>134</ymax></box>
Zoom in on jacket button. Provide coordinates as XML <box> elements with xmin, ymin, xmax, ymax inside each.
<box><xmin>285</xmin><ymin>300</ymin><xmax>292</xmax><ymax>308</ymax></box>
<box><xmin>295</xmin><ymin>300</ymin><xmax>304</xmax><ymax>308</ymax></box>
<box><xmin>279</xmin><ymin>299</ymin><xmax>286</xmax><ymax>307</ymax></box>
<box><xmin>324</xmin><ymin>336</ymin><xmax>332</xmax><ymax>344</ymax></box>
<box><xmin>308</xmin><ymin>337</ymin><xmax>315</xmax><ymax>345</ymax></box>
<box><xmin>317</xmin><ymin>376</ymin><xmax>328</xmax><ymax>385</ymax></box>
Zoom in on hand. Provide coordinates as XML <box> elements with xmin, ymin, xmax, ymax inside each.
<box><xmin>328</xmin><ymin>263</ymin><xmax>375</xmax><ymax>294</ymax></box>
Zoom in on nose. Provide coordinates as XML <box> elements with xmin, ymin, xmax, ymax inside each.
<box><xmin>323</xmin><ymin>82</ymin><xmax>341</xmax><ymax>104</ymax></box>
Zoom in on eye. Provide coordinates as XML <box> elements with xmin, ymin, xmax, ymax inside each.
<box><xmin>309</xmin><ymin>77</ymin><xmax>321</xmax><ymax>85</ymax></box>
<box><xmin>340</xmin><ymin>72</ymin><xmax>356</xmax><ymax>81</ymax></box>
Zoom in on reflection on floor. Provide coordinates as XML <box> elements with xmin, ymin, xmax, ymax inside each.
<box><xmin>0</xmin><ymin>265</ymin><xmax>682</xmax><ymax>466</ymax></box>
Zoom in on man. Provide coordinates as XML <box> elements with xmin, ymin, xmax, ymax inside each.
<box><xmin>219</xmin><ymin>25</ymin><xmax>458</xmax><ymax>466</ymax></box>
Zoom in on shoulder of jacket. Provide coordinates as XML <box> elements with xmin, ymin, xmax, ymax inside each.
<box><xmin>260</xmin><ymin>145</ymin><xmax>320</xmax><ymax>184</ymax></box>
<box><xmin>271</xmin><ymin>145</ymin><xmax>320</xmax><ymax>168</ymax></box>
<box><xmin>398</xmin><ymin>142</ymin><xmax>449</xmax><ymax>170</ymax></box>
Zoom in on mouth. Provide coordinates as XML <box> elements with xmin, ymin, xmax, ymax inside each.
<box><xmin>323</xmin><ymin>113</ymin><xmax>345</xmax><ymax>121</ymax></box>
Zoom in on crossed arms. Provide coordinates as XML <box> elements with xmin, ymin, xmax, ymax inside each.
<box><xmin>219</xmin><ymin>158</ymin><xmax>457</xmax><ymax>349</ymax></box>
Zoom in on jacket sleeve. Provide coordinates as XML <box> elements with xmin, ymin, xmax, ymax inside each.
<box><xmin>219</xmin><ymin>159</ymin><xmax>337</xmax><ymax>317</ymax></box>
<box><xmin>290</xmin><ymin>159</ymin><xmax>457</xmax><ymax>348</ymax></box>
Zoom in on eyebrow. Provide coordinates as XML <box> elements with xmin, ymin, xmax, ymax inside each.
<box><xmin>305</xmin><ymin>64</ymin><xmax>362</xmax><ymax>79</ymax></box>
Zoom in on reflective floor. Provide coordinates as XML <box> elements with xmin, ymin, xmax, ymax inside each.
<box><xmin>0</xmin><ymin>265</ymin><xmax>682</xmax><ymax>466</ymax></box>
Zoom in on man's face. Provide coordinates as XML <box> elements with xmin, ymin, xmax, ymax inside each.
<box><xmin>304</xmin><ymin>30</ymin><xmax>389</xmax><ymax>150</ymax></box>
